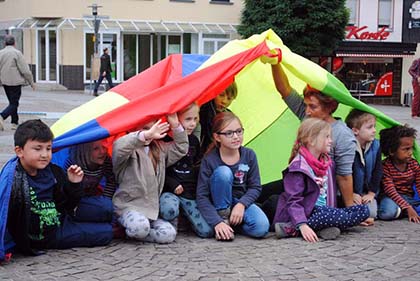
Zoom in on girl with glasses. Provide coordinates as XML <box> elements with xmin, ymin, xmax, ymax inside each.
<box><xmin>196</xmin><ymin>112</ymin><xmax>269</xmax><ymax>241</ymax></box>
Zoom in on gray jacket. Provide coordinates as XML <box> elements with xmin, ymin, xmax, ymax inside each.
<box><xmin>0</xmin><ymin>46</ymin><xmax>34</xmax><ymax>87</ymax></box>
<box><xmin>112</xmin><ymin>127</ymin><xmax>188</xmax><ymax>220</ymax></box>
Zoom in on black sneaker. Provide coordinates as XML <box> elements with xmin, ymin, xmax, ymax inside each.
<box><xmin>318</xmin><ymin>227</ymin><xmax>340</xmax><ymax>240</ymax></box>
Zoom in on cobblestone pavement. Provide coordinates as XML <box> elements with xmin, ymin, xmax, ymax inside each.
<box><xmin>1</xmin><ymin>88</ymin><xmax>420</xmax><ymax>280</ymax></box>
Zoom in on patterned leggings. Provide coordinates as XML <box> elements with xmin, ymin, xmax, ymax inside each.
<box><xmin>118</xmin><ymin>209</ymin><xmax>177</xmax><ymax>244</ymax></box>
<box><xmin>308</xmin><ymin>205</ymin><xmax>370</xmax><ymax>231</ymax></box>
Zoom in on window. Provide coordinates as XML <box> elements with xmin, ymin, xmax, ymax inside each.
<box><xmin>378</xmin><ymin>0</ymin><xmax>393</xmax><ymax>28</ymax></box>
<box><xmin>210</xmin><ymin>0</ymin><xmax>233</xmax><ymax>5</ymax></box>
<box><xmin>346</xmin><ymin>0</ymin><xmax>359</xmax><ymax>26</ymax></box>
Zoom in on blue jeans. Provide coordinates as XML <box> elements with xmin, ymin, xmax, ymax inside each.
<box><xmin>1</xmin><ymin>85</ymin><xmax>21</xmax><ymax>124</ymax></box>
<box><xmin>209</xmin><ymin>166</ymin><xmax>269</xmax><ymax>238</ymax></box>
<box><xmin>94</xmin><ymin>72</ymin><xmax>114</xmax><ymax>93</ymax></box>
<box><xmin>74</xmin><ymin>196</ymin><xmax>114</xmax><ymax>223</ymax></box>
<box><xmin>378</xmin><ymin>194</ymin><xmax>420</xmax><ymax>220</ymax></box>
<box><xmin>160</xmin><ymin>192</ymin><xmax>214</xmax><ymax>238</ymax></box>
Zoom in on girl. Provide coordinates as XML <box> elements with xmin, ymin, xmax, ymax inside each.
<box><xmin>378</xmin><ymin>125</ymin><xmax>420</xmax><ymax>222</ymax></box>
<box><xmin>160</xmin><ymin>103</ymin><xmax>213</xmax><ymax>238</ymax></box>
<box><xmin>273</xmin><ymin>118</ymin><xmax>369</xmax><ymax>243</ymax></box>
<box><xmin>65</xmin><ymin>140</ymin><xmax>117</xmax><ymax>223</ymax></box>
<box><xmin>196</xmin><ymin>112</ymin><xmax>269</xmax><ymax>241</ymax></box>
<box><xmin>112</xmin><ymin>113</ymin><xmax>188</xmax><ymax>243</ymax></box>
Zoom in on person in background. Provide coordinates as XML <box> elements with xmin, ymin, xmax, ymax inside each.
<box><xmin>408</xmin><ymin>58</ymin><xmax>420</xmax><ymax>119</ymax></box>
<box><xmin>199</xmin><ymin>82</ymin><xmax>238</xmax><ymax>156</ymax></box>
<box><xmin>93</xmin><ymin>48</ymin><xmax>114</xmax><ymax>97</ymax></box>
<box><xmin>0</xmin><ymin>35</ymin><xmax>35</xmax><ymax>131</ymax></box>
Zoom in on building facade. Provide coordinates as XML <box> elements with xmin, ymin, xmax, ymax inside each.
<box><xmin>0</xmin><ymin>0</ymin><xmax>240</xmax><ymax>90</ymax></box>
<box><xmin>334</xmin><ymin>0</ymin><xmax>418</xmax><ymax>105</ymax></box>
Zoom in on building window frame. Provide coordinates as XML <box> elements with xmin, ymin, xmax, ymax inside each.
<box><xmin>378</xmin><ymin>0</ymin><xmax>394</xmax><ymax>30</ymax></box>
<box><xmin>346</xmin><ymin>0</ymin><xmax>359</xmax><ymax>26</ymax></box>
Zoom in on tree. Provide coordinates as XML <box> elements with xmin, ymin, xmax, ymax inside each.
<box><xmin>238</xmin><ymin>0</ymin><xmax>349</xmax><ymax>57</ymax></box>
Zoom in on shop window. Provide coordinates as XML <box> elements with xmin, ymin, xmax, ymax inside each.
<box><xmin>335</xmin><ymin>57</ymin><xmax>394</xmax><ymax>97</ymax></box>
<box><xmin>378</xmin><ymin>0</ymin><xmax>393</xmax><ymax>28</ymax></box>
<box><xmin>346</xmin><ymin>0</ymin><xmax>359</xmax><ymax>26</ymax></box>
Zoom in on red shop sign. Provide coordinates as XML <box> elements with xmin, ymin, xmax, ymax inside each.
<box><xmin>346</xmin><ymin>26</ymin><xmax>390</xmax><ymax>40</ymax></box>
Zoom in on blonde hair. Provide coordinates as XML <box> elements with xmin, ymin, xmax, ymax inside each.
<box><xmin>178</xmin><ymin>102</ymin><xmax>199</xmax><ymax>116</ymax></box>
<box><xmin>289</xmin><ymin>118</ymin><xmax>331</xmax><ymax>163</ymax></box>
<box><xmin>206</xmin><ymin>111</ymin><xmax>242</xmax><ymax>154</ymax></box>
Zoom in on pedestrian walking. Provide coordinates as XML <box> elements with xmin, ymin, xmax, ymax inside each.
<box><xmin>93</xmin><ymin>48</ymin><xmax>114</xmax><ymax>96</ymax></box>
<box><xmin>408</xmin><ymin>58</ymin><xmax>420</xmax><ymax>119</ymax></box>
<box><xmin>0</xmin><ymin>35</ymin><xmax>35</xmax><ymax>131</ymax></box>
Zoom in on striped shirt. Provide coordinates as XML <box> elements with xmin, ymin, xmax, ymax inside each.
<box><xmin>382</xmin><ymin>157</ymin><xmax>420</xmax><ymax>209</ymax></box>
<box><xmin>65</xmin><ymin>155</ymin><xmax>117</xmax><ymax>198</ymax></box>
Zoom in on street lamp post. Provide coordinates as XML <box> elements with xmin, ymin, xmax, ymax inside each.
<box><xmin>88</xmin><ymin>3</ymin><xmax>102</xmax><ymax>55</ymax></box>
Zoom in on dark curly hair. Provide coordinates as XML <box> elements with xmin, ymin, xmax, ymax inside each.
<box><xmin>379</xmin><ymin>125</ymin><xmax>417</xmax><ymax>157</ymax></box>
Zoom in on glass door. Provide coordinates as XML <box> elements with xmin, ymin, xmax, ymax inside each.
<box><xmin>36</xmin><ymin>30</ymin><xmax>57</xmax><ymax>82</ymax></box>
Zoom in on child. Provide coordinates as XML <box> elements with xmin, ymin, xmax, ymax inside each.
<box><xmin>273</xmin><ymin>118</ymin><xmax>369</xmax><ymax>243</ymax></box>
<box><xmin>378</xmin><ymin>125</ymin><xmax>420</xmax><ymax>223</ymax></box>
<box><xmin>346</xmin><ymin>109</ymin><xmax>382</xmax><ymax>224</ymax></box>
<box><xmin>6</xmin><ymin>120</ymin><xmax>113</xmax><ymax>255</ymax></box>
<box><xmin>160</xmin><ymin>103</ymin><xmax>213</xmax><ymax>238</ymax></box>
<box><xmin>196</xmin><ymin>112</ymin><xmax>269</xmax><ymax>241</ymax></box>
<box><xmin>112</xmin><ymin>113</ymin><xmax>189</xmax><ymax>243</ymax></box>
<box><xmin>199</xmin><ymin>82</ymin><xmax>238</xmax><ymax>155</ymax></box>
<box><xmin>64</xmin><ymin>140</ymin><xmax>117</xmax><ymax>224</ymax></box>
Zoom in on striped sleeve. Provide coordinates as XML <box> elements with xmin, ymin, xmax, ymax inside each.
<box><xmin>382</xmin><ymin>159</ymin><xmax>411</xmax><ymax>209</ymax></box>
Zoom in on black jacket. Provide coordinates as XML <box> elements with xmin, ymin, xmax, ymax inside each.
<box><xmin>100</xmin><ymin>53</ymin><xmax>112</xmax><ymax>73</ymax></box>
<box><xmin>7</xmin><ymin>163</ymin><xmax>82</xmax><ymax>255</ymax></box>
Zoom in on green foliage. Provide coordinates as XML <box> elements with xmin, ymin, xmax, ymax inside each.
<box><xmin>238</xmin><ymin>0</ymin><xmax>349</xmax><ymax>56</ymax></box>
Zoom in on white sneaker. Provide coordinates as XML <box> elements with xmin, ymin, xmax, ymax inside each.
<box><xmin>395</xmin><ymin>207</ymin><xmax>401</xmax><ymax>219</ymax></box>
<box><xmin>0</xmin><ymin>117</ymin><xmax>4</xmax><ymax>131</ymax></box>
<box><xmin>11</xmin><ymin>123</ymin><xmax>17</xmax><ymax>130</ymax></box>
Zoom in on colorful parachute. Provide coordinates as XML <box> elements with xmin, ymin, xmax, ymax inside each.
<box><xmin>51</xmin><ymin>29</ymin><xmax>418</xmax><ymax>184</ymax></box>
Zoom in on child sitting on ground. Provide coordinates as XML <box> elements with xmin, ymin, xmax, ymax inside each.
<box><xmin>378</xmin><ymin>125</ymin><xmax>420</xmax><ymax>222</ymax></box>
<box><xmin>196</xmin><ymin>112</ymin><xmax>269</xmax><ymax>241</ymax></box>
<box><xmin>112</xmin><ymin>113</ymin><xmax>188</xmax><ymax>243</ymax></box>
<box><xmin>346</xmin><ymin>109</ymin><xmax>382</xmax><ymax>225</ymax></box>
<box><xmin>64</xmin><ymin>140</ymin><xmax>118</xmax><ymax>230</ymax></box>
<box><xmin>6</xmin><ymin>120</ymin><xmax>113</xmax><ymax>255</ymax></box>
<box><xmin>273</xmin><ymin>118</ymin><xmax>370</xmax><ymax>242</ymax></box>
<box><xmin>199</xmin><ymin>82</ymin><xmax>238</xmax><ymax>155</ymax></box>
<box><xmin>160</xmin><ymin>103</ymin><xmax>213</xmax><ymax>238</ymax></box>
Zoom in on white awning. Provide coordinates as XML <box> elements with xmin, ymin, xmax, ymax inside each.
<box><xmin>1</xmin><ymin>18</ymin><xmax>238</xmax><ymax>34</ymax></box>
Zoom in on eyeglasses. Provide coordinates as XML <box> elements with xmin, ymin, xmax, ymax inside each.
<box><xmin>217</xmin><ymin>128</ymin><xmax>244</xmax><ymax>138</ymax></box>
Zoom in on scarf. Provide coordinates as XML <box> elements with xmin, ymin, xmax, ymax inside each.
<box><xmin>299</xmin><ymin>146</ymin><xmax>331</xmax><ymax>177</ymax></box>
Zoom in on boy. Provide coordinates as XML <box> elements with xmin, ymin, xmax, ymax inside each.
<box><xmin>346</xmin><ymin>109</ymin><xmax>382</xmax><ymax>224</ymax></box>
<box><xmin>4</xmin><ymin>120</ymin><xmax>113</xmax><ymax>256</ymax></box>
<box><xmin>198</xmin><ymin>81</ymin><xmax>238</xmax><ymax>155</ymax></box>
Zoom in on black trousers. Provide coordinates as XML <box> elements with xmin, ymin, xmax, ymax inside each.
<box><xmin>1</xmin><ymin>85</ymin><xmax>22</xmax><ymax>124</ymax></box>
<box><xmin>94</xmin><ymin>72</ymin><xmax>114</xmax><ymax>93</ymax></box>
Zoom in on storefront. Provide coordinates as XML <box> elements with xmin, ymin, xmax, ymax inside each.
<box><xmin>334</xmin><ymin>27</ymin><xmax>416</xmax><ymax>105</ymax></box>
<box><xmin>0</xmin><ymin>18</ymin><xmax>238</xmax><ymax>90</ymax></box>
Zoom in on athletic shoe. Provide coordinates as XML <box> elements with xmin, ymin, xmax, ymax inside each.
<box><xmin>395</xmin><ymin>207</ymin><xmax>402</xmax><ymax>218</ymax></box>
<box><xmin>217</xmin><ymin>208</ymin><xmax>231</xmax><ymax>225</ymax></box>
<box><xmin>274</xmin><ymin>222</ymin><xmax>298</xmax><ymax>239</ymax></box>
<box><xmin>318</xmin><ymin>227</ymin><xmax>341</xmax><ymax>240</ymax></box>
<box><xmin>0</xmin><ymin>117</ymin><xmax>4</xmax><ymax>131</ymax></box>
<box><xmin>11</xmin><ymin>123</ymin><xmax>17</xmax><ymax>130</ymax></box>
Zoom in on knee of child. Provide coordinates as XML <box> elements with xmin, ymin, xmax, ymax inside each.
<box><xmin>212</xmin><ymin>165</ymin><xmax>233</xmax><ymax>182</ymax></box>
<box><xmin>121</xmin><ymin>210</ymin><xmax>150</xmax><ymax>239</ymax></box>
<box><xmin>155</xmin><ymin>224</ymin><xmax>177</xmax><ymax>244</ymax></box>
<box><xmin>159</xmin><ymin>193</ymin><xmax>180</xmax><ymax>221</ymax></box>
<box><xmin>251</xmin><ymin>216</ymin><xmax>270</xmax><ymax>238</ymax></box>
